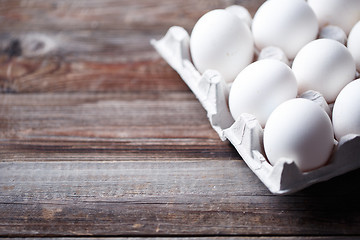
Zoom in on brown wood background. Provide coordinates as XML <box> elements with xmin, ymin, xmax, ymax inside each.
<box><xmin>1</xmin><ymin>0</ymin><xmax>360</xmax><ymax>238</ymax></box>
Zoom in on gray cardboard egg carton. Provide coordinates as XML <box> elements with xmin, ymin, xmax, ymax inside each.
<box><xmin>151</xmin><ymin>26</ymin><xmax>360</xmax><ymax>195</ymax></box>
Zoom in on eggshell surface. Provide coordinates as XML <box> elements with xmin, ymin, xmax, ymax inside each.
<box><xmin>264</xmin><ymin>98</ymin><xmax>334</xmax><ymax>172</ymax></box>
<box><xmin>292</xmin><ymin>39</ymin><xmax>356</xmax><ymax>103</ymax></box>
<box><xmin>258</xmin><ymin>46</ymin><xmax>289</xmax><ymax>66</ymax></box>
<box><xmin>348</xmin><ymin>21</ymin><xmax>360</xmax><ymax>72</ymax></box>
<box><xmin>225</xmin><ymin>5</ymin><xmax>252</xmax><ymax>28</ymax></box>
<box><xmin>308</xmin><ymin>0</ymin><xmax>360</xmax><ymax>34</ymax></box>
<box><xmin>332</xmin><ymin>79</ymin><xmax>360</xmax><ymax>140</ymax></box>
<box><xmin>190</xmin><ymin>9</ymin><xmax>254</xmax><ymax>83</ymax></box>
<box><xmin>252</xmin><ymin>0</ymin><xmax>318</xmax><ymax>59</ymax></box>
<box><xmin>229</xmin><ymin>59</ymin><xmax>297</xmax><ymax>127</ymax></box>
<box><xmin>319</xmin><ymin>25</ymin><xmax>347</xmax><ymax>44</ymax></box>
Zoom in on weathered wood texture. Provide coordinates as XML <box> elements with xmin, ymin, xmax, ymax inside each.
<box><xmin>1</xmin><ymin>0</ymin><xmax>360</xmax><ymax>238</ymax></box>
<box><xmin>0</xmin><ymin>92</ymin><xmax>237</xmax><ymax>161</ymax></box>
<box><xmin>2</xmin><ymin>238</ymin><xmax>360</xmax><ymax>240</ymax></box>
<box><xmin>1</xmin><ymin>161</ymin><xmax>360</xmax><ymax>237</ymax></box>
<box><xmin>0</xmin><ymin>0</ymin><xmax>264</xmax><ymax>93</ymax></box>
<box><xmin>1</xmin><ymin>92</ymin><xmax>360</xmax><ymax>237</ymax></box>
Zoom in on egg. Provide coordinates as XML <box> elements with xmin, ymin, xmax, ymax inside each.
<box><xmin>264</xmin><ymin>98</ymin><xmax>334</xmax><ymax>172</ymax></box>
<box><xmin>308</xmin><ymin>0</ymin><xmax>360</xmax><ymax>35</ymax></box>
<box><xmin>319</xmin><ymin>25</ymin><xmax>347</xmax><ymax>45</ymax></box>
<box><xmin>292</xmin><ymin>39</ymin><xmax>356</xmax><ymax>103</ymax></box>
<box><xmin>332</xmin><ymin>79</ymin><xmax>360</xmax><ymax>140</ymax></box>
<box><xmin>190</xmin><ymin>9</ymin><xmax>254</xmax><ymax>83</ymax></box>
<box><xmin>347</xmin><ymin>21</ymin><xmax>360</xmax><ymax>72</ymax></box>
<box><xmin>228</xmin><ymin>59</ymin><xmax>297</xmax><ymax>127</ymax></box>
<box><xmin>252</xmin><ymin>0</ymin><xmax>318</xmax><ymax>59</ymax></box>
<box><xmin>257</xmin><ymin>46</ymin><xmax>289</xmax><ymax>66</ymax></box>
<box><xmin>225</xmin><ymin>5</ymin><xmax>252</xmax><ymax>28</ymax></box>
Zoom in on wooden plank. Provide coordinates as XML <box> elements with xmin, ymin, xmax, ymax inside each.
<box><xmin>0</xmin><ymin>25</ymin><xmax>188</xmax><ymax>92</ymax></box>
<box><xmin>0</xmin><ymin>0</ymin><xmax>264</xmax><ymax>62</ymax></box>
<box><xmin>3</xmin><ymin>238</ymin><xmax>360</xmax><ymax>240</ymax></box>
<box><xmin>1</xmin><ymin>161</ymin><xmax>360</xmax><ymax>237</ymax></box>
<box><xmin>0</xmin><ymin>138</ymin><xmax>238</xmax><ymax>162</ymax></box>
<box><xmin>0</xmin><ymin>30</ymin><xmax>171</xmax><ymax>61</ymax></box>
<box><xmin>0</xmin><ymin>55</ymin><xmax>189</xmax><ymax>93</ymax></box>
<box><xmin>1</xmin><ymin>1</ymin><xmax>359</xmax><ymax>238</ymax></box>
<box><xmin>0</xmin><ymin>92</ymin><xmax>213</xmax><ymax>139</ymax></box>
<box><xmin>0</xmin><ymin>0</ymin><xmax>264</xmax><ymax>32</ymax></box>
<box><xmin>0</xmin><ymin>92</ymin><xmax>238</xmax><ymax>161</ymax></box>
<box><xmin>0</xmin><ymin>0</ymin><xmax>265</xmax><ymax>93</ymax></box>
<box><xmin>0</xmin><ymin>21</ymin><xmax>186</xmax><ymax>93</ymax></box>
<box><xmin>1</xmin><ymin>237</ymin><xmax>360</xmax><ymax>240</ymax></box>
<box><xmin>0</xmin><ymin>26</ymin><xmax>188</xmax><ymax>92</ymax></box>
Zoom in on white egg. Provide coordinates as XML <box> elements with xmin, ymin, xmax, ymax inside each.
<box><xmin>252</xmin><ymin>0</ymin><xmax>318</xmax><ymax>59</ymax></box>
<box><xmin>225</xmin><ymin>5</ymin><xmax>252</xmax><ymax>28</ymax></box>
<box><xmin>257</xmin><ymin>46</ymin><xmax>289</xmax><ymax>66</ymax></box>
<box><xmin>264</xmin><ymin>98</ymin><xmax>334</xmax><ymax>172</ymax></box>
<box><xmin>190</xmin><ymin>9</ymin><xmax>254</xmax><ymax>83</ymax></box>
<box><xmin>228</xmin><ymin>59</ymin><xmax>297</xmax><ymax>127</ymax></box>
<box><xmin>292</xmin><ymin>39</ymin><xmax>356</xmax><ymax>103</ymax></box>
<box><xmin>348</xmin><ymin>21</ymin><xmax>360</xmax><ymax>72</ymax></box>
<box><xmin>319</xmin><ymin>25</ymin><xmax>347</xmax><ymax>45</ymax></box>
<box><xmin>332</xmin><ymin>79</ymin><xmax>360</xmax><ymax>140</ymax></box>
<box><xmin>308</xmin><ymin>0</ymin><xmax>360</xmax><ymax>35</ymax></box>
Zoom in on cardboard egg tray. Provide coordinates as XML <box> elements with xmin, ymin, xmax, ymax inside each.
<box><xmin>151</xmin><ymin>26</ymin><xmax>360</xmax><ymax>195</ymax></box>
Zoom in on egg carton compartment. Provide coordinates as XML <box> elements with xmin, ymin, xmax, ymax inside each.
<box><xmin>151</xmin><ymin>26</ymin><xmax>360</xmax><ymax>195</ymax></box>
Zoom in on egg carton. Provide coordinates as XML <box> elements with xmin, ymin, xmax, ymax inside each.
<box><xmin>151</xmin><ymin>26</ymin><xmax>360</xmax><ymax>195</ymax></box>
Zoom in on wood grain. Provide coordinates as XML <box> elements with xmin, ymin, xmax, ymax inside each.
<box><xmin>0</xmin><ymin>0</ymin><xmax>265</xmax><ymax>93</ymax></box>
<box><xmin>1</xmin><ymin>92</ymin><xmax>360</xmax><ymax>237</ymax></box>
<box><xmin>0</xmin><ymin>0</ymin><xmax>264</xmax><ymax>31</ymax></box>
<box><xmin>1</xmin><ymin>238</ymin><xmax>358</xmax><ymax>240</ymax></box>
<box><xmin>0</xmin><ymin>55</ymin><xmax>190</xmax><ymax>93</ymax></box>
<box><xmin>0</xmin><ymin>92</ymin><xmax>239</xmax><ymax>162</ymax></box>
<box><xmin>1</xmin><ymin>161</ymin><xmax>360</xmax><ymax>237</ymax></box>
<box><xmin>2</xmin><ymin>238</ymin><xmax>358</xmax><ymax>240</ymax></box>
<box><xmin>1</xmin><ymin>0</ymin><xmax>360</xmax><ymax>238</ymax></box>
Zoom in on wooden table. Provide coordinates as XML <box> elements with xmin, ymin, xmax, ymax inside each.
<box><xmin>1</xmin><ymin>0</ymin><xmax>360</xmax><ymax>238</ymax></box>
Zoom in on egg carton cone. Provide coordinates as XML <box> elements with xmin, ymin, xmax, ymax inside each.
<box><xmin>151</xmin><ymin>26</ymin><xmax>360</xmax><ymax>195</ymax></box>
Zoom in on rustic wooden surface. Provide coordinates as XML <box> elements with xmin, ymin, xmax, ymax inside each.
<box><xmin>1</xmin><ymin>0</ymin><xmax>360</xmax><ymax>238</ymax></box>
